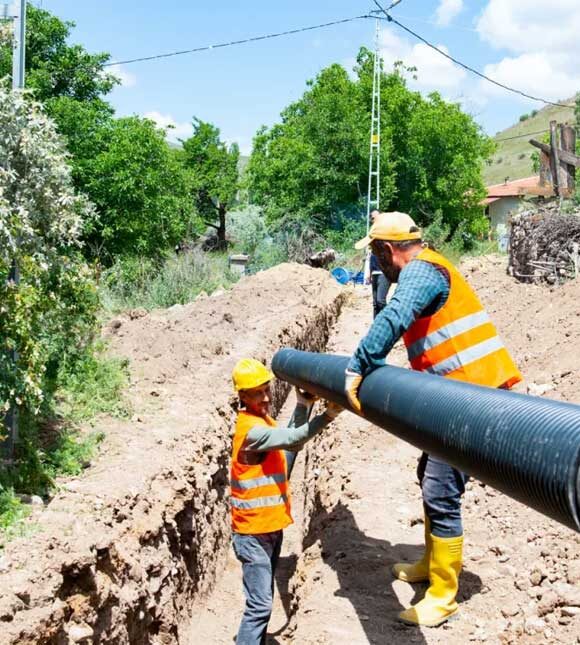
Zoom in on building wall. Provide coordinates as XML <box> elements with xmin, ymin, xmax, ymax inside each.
<box><xmin>489</xmin><ymin>197</ymin><xmax>524</xmax><ymax>251</ymax></box>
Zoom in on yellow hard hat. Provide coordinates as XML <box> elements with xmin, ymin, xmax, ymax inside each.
<box><xmin>355</xmin><ymin>211</ymin><xmax>421</xmax><ymax>250</ymax></box>
<box><xmin>232</xmin><ymin>358</ymin><xmax>274</xmax><ymax>392</ymax></box>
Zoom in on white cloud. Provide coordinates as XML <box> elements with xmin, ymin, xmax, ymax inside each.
<box><xmin>476</xmin><ymin>0</ymin><xmax>580</xmax><ymax>54</ymax></box>
<box><xmin>481</xmin><ymin>52</ymin><xmax>580</xmax><ymax>103</ymax></box>
<box><xmin>475</xmin><ymin>0</ymin><xmax>580</xmax><ymax>103</ymax></box>
<box><xmin>108</xmin><ymin>64</ymin><xmax>137</xmax><ymax>88</ymax></box>
<box><xmin>143</xmin><ymin>111</ymin><xmax>193</xmax><ymax>141</ymax></box>
<box><xmin>379</xmin><ymin>27</ymin><xmax>466</xmax><ymax>92</ymax></box>
<box><xmin>435</xmin><ymin>0</ymin><xmax>464</xmax><ymax>26</ymax></box>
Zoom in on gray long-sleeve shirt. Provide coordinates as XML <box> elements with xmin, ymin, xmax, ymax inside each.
<box><xmin>240</xmin><ymin>403</ymin><xmax>330</xmax><ymax>454</ymax></box>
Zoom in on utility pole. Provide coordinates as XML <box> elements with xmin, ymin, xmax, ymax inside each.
<box><xmin>2</xmin><ymin>0</ymin><xmax>25</xmax><ymax>463</ymax></box>
<box><xmin>12</xmin><ymin>0</ymin><xmax>25</xmax><ymax>90</ymax></box>
<box><xmin>365</xmin><ymin>18</ymin><xmax>381</xmax><ymax>233</ymax></box>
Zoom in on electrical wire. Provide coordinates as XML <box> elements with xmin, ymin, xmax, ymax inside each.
<box><xmin>495</xmin><ymin>129</ymin><xmax>547</xmax><ymax>142</ymax></box>
<box><xmin>371</xmin><ymin>0</ymin><xmax>574</xmax><ymax>109</ymax></box>
<box><xmin>103</xmin><ymin>14</ymin><xmax>369</xmax><ymax>67</ymax></box>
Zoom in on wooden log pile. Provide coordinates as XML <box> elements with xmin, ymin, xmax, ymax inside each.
<box><xmin>509</xmin><ymin>203</ymin><xmax>580</xmax><ymax>284</ymax></box>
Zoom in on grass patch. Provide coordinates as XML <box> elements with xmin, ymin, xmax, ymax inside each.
<box><xmin>56</xmin><ymin>345</ymin><xmax>130</xmax><ymax>423</ymax></box>
<box><xmin>100</xmin><ymin>249</ymin><xmax>238</xmax><ymax>312</ymax></box>
<box><xmin>0</xmin><ymin>343</ymin><xmax>128</xmax><ymax>545</ymax></box>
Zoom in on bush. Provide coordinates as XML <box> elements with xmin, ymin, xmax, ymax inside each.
<box><xmin>0</xmin><ymin>87</ymin><xmax>99</xmax><ymax>418</ymax></box>
<box><xmin>101</xmin><ymin>249</ymin><xmax>238</xmax><ymax>311</ymax></box>
<box><xmin>423</xmin><ymin>211</ymin><xmax>451</xmax><ymax>249</ymax></box>
<box><xmin>519</xmin><ymin>113</ymin><xmax>529</xmax><ymax>122</ymax></box>
<box><xmin>227</xmin><ymin>206</ymin><xmax>268</xmax><ymax>255</ymax></box>
<box><xmin>325</xmin><ymin>209</ymin><xmax>367</xmax><ymax>253</ymax></box>
<box><xmin>1</xmin><ymin>342</ymin><xmax>127</xmax><ymax>542</ymax></box>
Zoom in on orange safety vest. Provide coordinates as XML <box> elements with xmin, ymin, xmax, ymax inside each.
<box><xmin>402</xmin><ymin>248</ymin><xmax>522</xmax><ymax>389</ymax></box>
<box><xmin>230</xmin><ymin>411</ymin><xmax>293</xmax><ymax>534</ymax></box>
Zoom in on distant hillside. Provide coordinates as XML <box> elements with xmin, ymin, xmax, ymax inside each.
<box><xmin>483</xmin><ymin>98</ymin><xmax>576</xmax><ymax>186</ymax></box>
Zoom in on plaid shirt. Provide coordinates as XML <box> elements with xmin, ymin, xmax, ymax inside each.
<box><xmin>348</xmin><ymin>259</ymin><xmax>450</xmax><ymax>377</ymax></box>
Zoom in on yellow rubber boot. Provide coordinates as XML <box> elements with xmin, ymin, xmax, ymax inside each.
<box><xmin>398</xmin><ymin>534</ymin><xmax>463</xmax><ymax>627</ymax></box>
<box><xmin>392</xmin><ymin>517</ymin><xmax>431</xmax><ymax>583</ymax></box>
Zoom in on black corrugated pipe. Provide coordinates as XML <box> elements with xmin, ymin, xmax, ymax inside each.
<box><xmin>272</xmin><ymin>349</ymin><xmax>580</xmax><ymax>533</ymax></box>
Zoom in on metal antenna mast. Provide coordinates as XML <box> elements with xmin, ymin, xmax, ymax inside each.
<box><xmin>365</xmin><ymin>18</ymin><xmax>381</xmax><ymax>233</ymax></box>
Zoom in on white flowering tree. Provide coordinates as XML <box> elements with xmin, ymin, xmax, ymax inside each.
<box><xmin>0</xmin><ymin>87</ymin><xmax>99</xmax><ymax>418</ymax></box>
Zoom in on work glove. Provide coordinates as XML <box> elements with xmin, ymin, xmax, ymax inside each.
<box><xmin>344</xmin><ymin>369</ymin><xmax>363</xmax><ymax>414</ymax></box>
<box><xmin>323</xmin><ymin>401</ymin><xmax>344</xmax><ymax>420</ymax></box>
<box><xmin>295</xmin><ymin>387</ymin><xmax>318</xmax><ymax>407</ymax></box>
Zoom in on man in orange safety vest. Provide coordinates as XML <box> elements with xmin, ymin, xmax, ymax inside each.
<box><xmin>230</xmin><ymin>358</ymin><xmax>342</xmax><ymax>644</ymax></box>
<box><xmin>344</xmin><ymin>212</ymin><xmax>521</xmax><ymax>627</ymax></box>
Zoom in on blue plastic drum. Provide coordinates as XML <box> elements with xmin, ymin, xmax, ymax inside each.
<box><xmin>330</xmin><ymin>267</ymin><xmax>351</xmax><ymax>285</ymax></box>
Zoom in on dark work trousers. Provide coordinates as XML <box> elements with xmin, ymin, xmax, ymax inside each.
<box><xmin>233</xmin><ymin>530</ymin><xmax>283</xmax><ymax>645</ymax></box>
<box><xmin>417</xmin><ymin>452</ymin><xmax>469</xmax><ymax>538</ymax></box>
<box><xmin>371</xmin><ymin>272</ymin><xmax>390</xmax><ymax>319</ymax></box>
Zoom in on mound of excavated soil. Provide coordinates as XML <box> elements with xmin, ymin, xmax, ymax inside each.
<box><xmin>0</xmin><ymin>263</ymin><xmax>346</xmax><ymax>645</ymax></box>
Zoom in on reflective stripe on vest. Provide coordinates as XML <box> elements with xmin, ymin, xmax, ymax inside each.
<box><xmin>423</xmin><ymin>335</ymin><xmax>505</xmax><ymax>377</ymax></box>
<box><xmin>231</xmin><ymin>493</ymin><xmax>289</xmax><ymax>510</ymax></box>
<box><xmin>230</xmin><ymin>473</ymin><xmax>286</xmax><ymax>491</ymax></box>
<box><xmin>406</xmin><ymin>310</ymin><xmax>492</xmax><ymax>360</ymax></box>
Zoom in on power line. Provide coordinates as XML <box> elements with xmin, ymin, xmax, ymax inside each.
<box><xmin>371</xmin><ymin>0</ymin><xmax>574</xmax><ymax>109</ymax></box>
<box><xmin>495</xmin><ymin>129</ymin><xmax>547</xmax><ymax>142</ymax></box>
<box><xmin>103</xmin><ymin>14</ymin><xmax>369</xmax><ymax>67</ymax></box>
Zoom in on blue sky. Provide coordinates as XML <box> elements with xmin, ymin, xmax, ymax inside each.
<box><xmin>38</xmin><ymin>1</ymin><xmax>580</xmax><ymax>154</ymax></box>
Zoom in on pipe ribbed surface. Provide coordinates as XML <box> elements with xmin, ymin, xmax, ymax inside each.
<box><xmin>272</xmin><ymin>349</ymin><xmax>580</xmax><ymax>533</ymax></box>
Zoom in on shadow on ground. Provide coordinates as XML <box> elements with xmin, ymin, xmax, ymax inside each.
<box><xmin>290</xmin><ymin>493</ymin><xmax>482</xmax><ymax>644</ymax></box>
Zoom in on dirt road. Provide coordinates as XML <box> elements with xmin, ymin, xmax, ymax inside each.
<box><xmin>188</xmin><ymin>256</ymin><xmax>580</xmax><ymax>645</ymax></box>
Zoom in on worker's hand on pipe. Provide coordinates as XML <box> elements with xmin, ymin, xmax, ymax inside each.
<box><xmin>323</xmin><ymin>401</ymin><xmax>344</xmax><ymax>420</ymax></box>
<box><xmin>344</xmin><ymin>370</ymin><xmax>363</xmax><ymax>414</ymax></box>
<box><xmin>295</xmin><ymin>387</ymin><xmax>318</xmax><ymax>407</ymax></box>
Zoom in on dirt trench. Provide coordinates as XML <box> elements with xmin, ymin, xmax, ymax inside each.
<box><xmin>188</xmin><ymin>255</ymin><xmax>580</xmax><ymax>645</ymax></box>
<box><xmin>0</xmin><ymin>264</ymin><xmax>346</xmax><ymax>645</ymax></box>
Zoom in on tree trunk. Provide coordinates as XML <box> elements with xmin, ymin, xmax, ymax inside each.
<box><xmin>217</xmin><ymin>203</ymin><xmax>227</xmax><ymax>249</ymax></box>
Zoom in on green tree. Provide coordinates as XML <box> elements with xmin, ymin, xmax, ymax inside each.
<box><xmin>248</xmin><ymin>63</ymin><xmax>394</xmax><ymax>230</ymax></box>
<box><xmin>79</xmin><ymin>116</ymin><xmax>197</xmax><ymax>261</ymax></box>
<box><xmin>181</xmin><ymin>119</ymin><xmax>239</xmax><ymax>248</ymax></box>
<box><xmin>0</xmin><ymin>4</ymin><xmax>117</xmax><ymax>103</ymax></box>
<box><xmin>247</xmin><ymin>48</ymin><xmax>493</xmax><ymax>239</ymax></box>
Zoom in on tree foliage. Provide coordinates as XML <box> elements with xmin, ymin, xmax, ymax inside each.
<box><xmin>1</xmin><ymin>5</ymin><xmax>202</xmax><ymax>262</ymax></box>
<box><xmin>181</xmin><ymin>119</ymin><xmax>239</xmax><ymax>247</ymax></box>
<box><xmin>0</xmin><ymin>4</ymin><xmax>117</xmax><ymax>103</ymax></box>
<box><xmin>81</xmin><ymin>117</ymin><xmax>197</xmax><ymax>260</ymax></box>
<box><xmin>247</xmin><ymin>47</ymin><xmax>493</xmax><ymax>237</ymax></box>
<box><xmin>0</xmin><ymin>88</ymin><xmax>99</xmax><ymax>415</ymax></box>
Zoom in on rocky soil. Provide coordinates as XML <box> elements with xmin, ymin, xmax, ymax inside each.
<box><xmin>0</xmin><ymin>264</ymin><xmax>346</xmax><ymax>645</ymax></box>
<box><xmin>188</xmin><ymin>254</ymin><xmax>580</xmax><ymax>644</ymax></box>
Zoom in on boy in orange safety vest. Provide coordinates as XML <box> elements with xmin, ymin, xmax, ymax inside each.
<box><xmin>230</xmin><ymin>358</ymin><xmax>342</xmax><ymax>645</ymax></box>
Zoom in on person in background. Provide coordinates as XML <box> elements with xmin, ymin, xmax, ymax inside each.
<box><xmin>365</xmin><ymin>210</ymin><xmax>390</xmax><ymax>318</ymax></box>
<box><xmin>230</xmin><ymin>358</ymin><xmax>342</xmax><ymax>645</ymax></box>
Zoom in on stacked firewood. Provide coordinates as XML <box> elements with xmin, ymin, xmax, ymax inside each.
<box><xmin>509</xmin><ymin>203</ymin><xmax>580</xmax><ymax>284</ymax></box>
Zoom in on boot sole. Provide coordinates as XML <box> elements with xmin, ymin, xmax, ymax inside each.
<box><xmin>399</xmin><ymin>608</ymin><xmax>459</xmax><ymax>628</ymax></box>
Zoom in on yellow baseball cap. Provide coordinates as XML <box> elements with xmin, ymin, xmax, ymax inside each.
<box><xmin>354</xmin><ymin>211</ymin><xmax>421</xmax><ymax>249</ymax></box>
